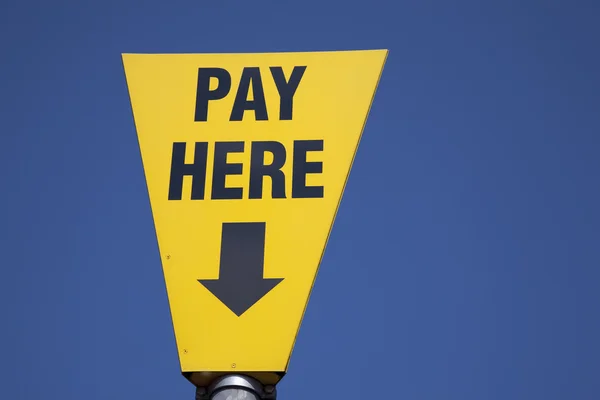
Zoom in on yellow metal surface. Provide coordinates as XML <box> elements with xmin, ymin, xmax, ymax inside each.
<box><xmin>123</xmin><ymin>50</ymin><xmax>387</xmax><ymax>377</ymax></box>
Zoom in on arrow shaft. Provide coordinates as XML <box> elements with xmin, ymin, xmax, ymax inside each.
<box><xmin>219</xmin><ymin>222</ymin><xmax>266</xmax><ymax>281</ymax></box>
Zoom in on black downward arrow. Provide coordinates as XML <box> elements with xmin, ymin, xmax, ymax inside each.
<box><xmin>198</xmin><ymin>222</ymin><xmax>283</xmax><ymax>317</ymax></box>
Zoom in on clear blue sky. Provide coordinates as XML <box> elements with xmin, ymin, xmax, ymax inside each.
<box><xmin>2</xmin><ymin>1</ymin><xmax>599</xmax><ymax>399</ymax></box>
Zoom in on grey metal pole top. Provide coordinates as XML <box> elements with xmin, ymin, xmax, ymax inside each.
<box><xmin>212</xmin><ymin>387</ymin><xmax>259</xmax><ymax>400</ymax></box>
<box><xmin>196</xmin><ymin>374</ymin><xmax>277</xmax><ymax>400</ymax></box>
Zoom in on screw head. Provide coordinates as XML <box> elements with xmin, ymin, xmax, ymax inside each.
<box><xmin>231</xmin><ymin>363</ymin><xmax>236</xmax><ymax>368</ymax></box>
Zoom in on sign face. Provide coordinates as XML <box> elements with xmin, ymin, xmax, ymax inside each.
<box><xmin>123</xmin><ymin>50</ymin><xmax>387</xmax><ymax>386</ymax></box>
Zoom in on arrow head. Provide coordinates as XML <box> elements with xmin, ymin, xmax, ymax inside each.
<box><xmin>199</xmin><ymin>278</ymin><xmax>283</xmax><ymax>317</ymax></box>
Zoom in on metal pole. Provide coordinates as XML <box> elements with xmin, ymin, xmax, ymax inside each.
<box><xmin>196</xmin><ymin>374</ymin><xmax>277</xmax><ymax>400</ymax></box>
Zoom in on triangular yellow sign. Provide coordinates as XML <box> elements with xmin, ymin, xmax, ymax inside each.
<box><xmin>123</xmin><ymin>50</ymin><xmax>387</xmax><ymax>386</ymax></box>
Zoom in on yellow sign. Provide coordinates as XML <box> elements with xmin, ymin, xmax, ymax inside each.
<box><xmin>123</xmin><ymin>50</ymin><xmax>387</xmax><ymax>386</ymax></box>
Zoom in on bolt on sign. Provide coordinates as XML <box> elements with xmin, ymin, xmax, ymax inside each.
<box><xmin>123</xmin><ymin>50</ymin><xmax>387</xmax><ymax>386</ymax></box>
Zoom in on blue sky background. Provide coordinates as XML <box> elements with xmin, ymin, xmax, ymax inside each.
<box><xmin>2</xmin><ymin>1</ymin><xmax>599</xmax><ymax>399</ymax></box>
